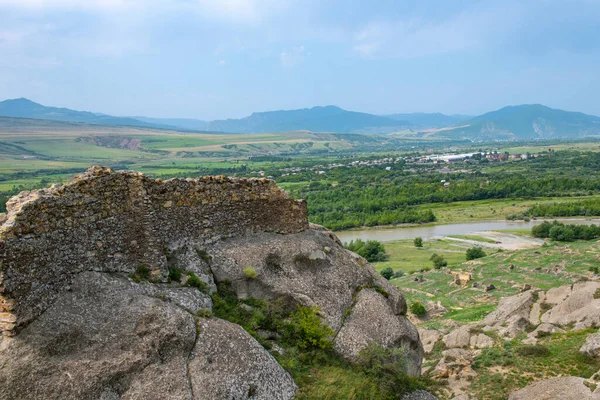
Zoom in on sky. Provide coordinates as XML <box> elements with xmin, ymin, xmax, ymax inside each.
<box><xmin>0</xmin><ymin>0</ymin><xmax>599</xmax><ymax>120</ymax></box>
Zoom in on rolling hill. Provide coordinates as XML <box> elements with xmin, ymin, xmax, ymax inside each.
<box><xmin>438</xmin><ymin>104</ymin><xmax>600</xmax><ymax>140</ymax></box>
<box><xmin>206</xmin><ymin>105</ymin><xmax>409</xmax><ymax>134</ymax></box>
<box><xmin>0</xmin><ymin>98</ymin><xmax>172</xmax><ymax>129</ymax></box>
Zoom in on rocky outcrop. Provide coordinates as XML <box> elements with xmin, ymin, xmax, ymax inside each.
<box><xmin>508</xmin><ymin>376</ymin><xmax>600</xmax><ymax>400</ymax></box>
<box><xmin>540</xmin><ymin>281</ymin><xmax>600</xmax><ymax>329</ymax></box>
<box><xmin>190</xmin><ymin>318</ymin><xmax>297</xmax><ymax>399</ymax></box>
<box><xmin>0</xmin><ymin>166</ymin><xmax>307</xmax><ymax>335</ymax></box>
<box><xmin>0</xmin><ymin>272</ymin><xmax>296</xmax><ymax>400</ymax></box>
<box><xmin>206</xmin><ymin>225</ymin><xmax>422</xmax><ymax>373</ymax></box>
<box><xmin>0</xmin><ymin>167</ymin><xmax>423</xmax><ymax>398</ymax></box>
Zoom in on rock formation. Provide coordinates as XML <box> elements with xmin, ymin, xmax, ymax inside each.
<box><xmin>0</xmin><ymin>166</ymin><xmax>423</xmax><ymax>399</ymax></box>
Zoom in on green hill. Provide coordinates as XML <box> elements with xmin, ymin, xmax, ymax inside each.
<box><xmin>439</xmin><ymin>104</ymin><xmax>600</xmax><ymax>140</ymax></box>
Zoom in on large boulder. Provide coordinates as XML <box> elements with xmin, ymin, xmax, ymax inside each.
<box><xmin>580</xmin><ymin>332</ymin><xmax>600</xmax><ymax>358</ymax></box>
<box><xmin>541</xmin><ymin>281</ymin><xmax>600</xmax><ymax>329</ymax></box>
<box><xmin>0</xmin><ymin>272</ymin><xmax>296</xmax><ymax>400</ymax></box>
<box><xmin>334</xmin><ymin>288</ymin><xmax>422</xmax><ymax>376</ymax></box>
<box><xmin>206</xmin><ymin>227</ymin><xmax>423</xmax><ymax>375</ymax></box>
<box><xmin>508</xmin><ymin>376</ymin><xmax>600</xmax><ymax>400</ymax></box>
<box><xmin>189</xmin><ymin>318</ymin><xmax>297</xmax><ymax>400</ymax></box>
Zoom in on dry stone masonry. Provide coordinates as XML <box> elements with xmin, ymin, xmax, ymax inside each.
<box><xmin>0</xmin><ymin>166</ymin><xmax>307</xmax><ymax>335</ymax></box>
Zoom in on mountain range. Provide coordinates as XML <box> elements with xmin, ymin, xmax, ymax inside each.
<box><xmin>1</xmin><ymin>98</ymin><xmax>599</xmax><ymax>140</ymax></box>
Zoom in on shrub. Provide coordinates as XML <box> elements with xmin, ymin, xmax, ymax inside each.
<box><xmin>186</xmin><ymin>272</ymin><xmax>209</xmax><ymax>293</ymax></box>
<box><xmin>243</xmin><ymin>266</ymin><xmax>258</xmax><ymax>279</ymax></box>
<box><xmin>283</xmin><ymin>306</ymin><xmax>334</xmax><ymax>351</ymax></box>
<box><xmin>413</xmin><ymin>237</ymin><xmax>423</xmax><ymax>248</ymax></box>
<box><xmin>130</xmin><ymin>264</ymin><xmax>152</xmax><ymax>282</ymax></box>
<box><xmin>466</xmin><ymin>247</ymin><xmax>487</xmax><ymax>261</ymax></box>
<box><xmin>590</xmin><ymin>266</ymin><xmax>600</xmax><ymax>275</ymax></box>
<box><xmin>344</xmin><ymin>239</ymin><xmax>388</xmax><ymax>262</ymax></box>
<box><xmin>594</xmin><ymin>288</ymin><xmax>600</xmax><ymax>299</ymax></box>
<box><xmin>430</xmin><ymin>254</ymin><xmax>447</xmax><ymax>269</ymax></box>
<box><xmin>409</xmin><ymin>301</ymin><xmax>427</xmax><ymax>317</ymax></box>
<box><xmin>549</xmin><ymin>225</ymin><xmax>575</xmax><ymax>242</ymax></box>
<box><xmin>168</xmin><ymin>267</ymin><xmax>183</xmax><ymax>282</ymax></box>
<box><xmin>357</xmin><ymin>342</ymin><xmax>423</xmax><ymax>397</ymax></box>
<box><xmin>380</xmin><ymin>267</ymin><xmax>394</xmax><ymax>280</ymax></box>
<box><xmin>517</xmin><ymin>344</ymin><xmax>550</xmax><ymax>357</ymax></box>
<box><xmin>394</xmin><ymin>270</ymin><xmax>405</xmax><ymax>278</ymax></box>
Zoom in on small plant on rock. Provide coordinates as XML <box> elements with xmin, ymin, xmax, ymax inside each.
<box><xmin>186</xmin><ymin>272</ymin><xmax>209</xmax><ymax>293</ymax></box>
<box><xmin>243</xmin><ymin>266</ymin><xmax>258</xmax><ymax>279</ymax></box>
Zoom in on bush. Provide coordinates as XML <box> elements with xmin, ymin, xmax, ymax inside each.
<box><xmin>380</xmin><ymin>267</ymin><xmax>394</xmax><ymax>280</ymax></box>
<box><xmin>517</xmin><ymin>344</ymin><xmax>550</xmax><ymax>357</ymax></box>
<box><xmin>430</xmin><ymin>254</ymin><xmax>447</xmax><ymax>269</ymax></box>
<box><xmin>130</xmin><ymin>264</ymin><xmax>152</xmax><ymax>282</ymax></box>
<box><xmin>168</xmin><ymin>267</ymin><xmax>183</xmax><ymax>282</ymax></box>
<box><xmin>409</xmin><ymin>301</ymin><xmax>427</xmax><ymax>317</ymax></box>
<box><xmin>283</xmin><ymin>306</ymin><xmax>334</xmax><ymax>351</ymax></box>
<box><xmin>186</xmin><ymin>272</ymin><xmax>209</xmax><ymax>293</ymax></box>
<box><xmin>344</xmin><ymin>239</ymin><xmax>388</xmax><ymax>262</ymax></box>
<box><xmin>466</xmin><ymin>247</ymin><xmax>487</xmax><ymax>261</ymax></box>
<box><xmin>413</xmin><ymin>237</ymin><xmax>423</xmax><ymax>248</ymax></box>
<box><xmin>549</xmin><ymin>225</ymin><xmax>575</xmax><ymax>242</ymax></box>
<box><xmin>243</xmin><ymin>266</ymin><xmax>258</xmax><ymax>279</ymax></box>
<box><xmin>357</xmin><ymin>342</ymin><xmax>423</xmax><ymax>398</ymax></box>
<box><xmin>590</xmin><ymin>266</ymin><xmax>600</xmax><ymax>275</ymax></box>
<box><xmin>393</xmin><ymin>270</ymin><xmax>405</xmax><ymax>278</ymax></box>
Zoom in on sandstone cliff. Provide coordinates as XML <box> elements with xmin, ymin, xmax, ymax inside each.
<box><xmin>0</xmin><ymin>166</ymin><xmax>423</xmax><ymax>399</ymax></box>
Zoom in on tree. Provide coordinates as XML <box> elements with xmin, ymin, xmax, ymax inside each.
<box><xmin>413</xmin><ymin>237</ymin><xmax>423</xmax><ymax>248</ymax></box>
<box><xmin>466</xmin><ymin>247</ymin><xmax>487</xmax><ymax>261</ymax></box>
<box><xmin>344</xmin><ymin>239</ymin><xmax>388</xmax><ymax>262</ymax></box>
<box><xmin>430</xmin><ymin>253</ymin><xmax>447</xmax><ymax>269</ymax></box>
<box><xmin>549</xmin><ymin>225</ymin><xmax>575</xmax><ymax>242</ymax></box>
<box><xmin>380</xmin><ymin>267</ymin><xmax>394</xmax><ymax>280</ymax></box>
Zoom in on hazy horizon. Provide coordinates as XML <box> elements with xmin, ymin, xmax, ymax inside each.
<box><xmin>1</xmin><ymin>0</ymin><xmax>599</xmax><ymax>120</ymax></box>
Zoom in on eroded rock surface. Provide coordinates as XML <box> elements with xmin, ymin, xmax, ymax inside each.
<box><xmin>508</xmin><ymin>376</ymin><xmax>600</xmax><ymax>400</ymax></box>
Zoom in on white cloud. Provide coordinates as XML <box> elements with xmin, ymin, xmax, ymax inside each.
<box><xmin>280</xmin><ymin>44</ymin><xmax>305</xmax><ymax>67</ymax></box>
<box><xmin>352</xmin><ymin>3</ymin><xmax>523</xmax><ymax>59</ymax></box>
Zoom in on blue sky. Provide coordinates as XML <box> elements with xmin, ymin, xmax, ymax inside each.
<box><xmin>0</xmin><ymin>0</ymin><xmax>599</xmax><ymax>120</ymax></box>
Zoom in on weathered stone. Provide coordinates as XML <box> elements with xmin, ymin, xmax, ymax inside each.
<box><xmin>541</xmin><ymin>281</ymin><xmax>600</xmax><ymax>329</ymax></box>
<box><xmin>508</xmin><ymin>376</ymin><xmax>600</xmax><ymax>400</ymax></box>
<box><xmin>483</xmin><ymin>291</ymin><xmax>533</xmax><ymax>325</ymax></box>
<box><xmin>443</xmin><ymin>325</ymin><xmax>472</xmax><ymax>349</ymax></box>
<box><xmin>334</xmin><ymin>288</ymin><xmax>423</xmax><ymax>376</ymax></box>
<box><xmin>580</xmin><ymin>332</ymin><xmax>600</xmax><ymax>358</ymax></box>
<box><xmin>419</xmin><ymin>328</ymin><xmax>443</xmax><ymax>354</ymax></box>
<box><xmin>402</xmin><ymin>390</ymin><xmax>439</xmax><ymax>400</ymax></box>
<box><xmin>189</xmin><ymin>318</ymin><xmax>297</xmax><ymax>400</ymax></box>
<box><xmin>469</xmin><ymin>333</ymin><xmax>493</xmax><ymax>348</ymax></box>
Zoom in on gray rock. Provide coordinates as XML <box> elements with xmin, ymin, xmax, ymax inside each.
<box><xmin>207</xmin><ymin>228</ymin><xmax>422</xmax><ymax>374</ymax></box>
<box><xmin>541</xmin><ymin>281</ymin><xmax>600</xmax><ymax>329</ymax></box>
<box><xmin>402</xmin><ymin>390</ymin><xmax>439</xmax><ymax>400</ymax></box>
<box><xmin>0</xmin><ymin>272</ymin><xmax>297</xmax><ymax>400</ymax></box>
<box><xmin>580</xmin><ymin>332</ymin><xmax>600</xmax><ymax>358</ymax></box>
<box><xmin>190</xmin><ymin>318</ymin><xmax>297</xmax><ymax>400</ymax></box>
<box><xmin>419</xmin><ymin>328</ymin><xmax>443</xmax><ymax>354</ymax></box>
<box><xmin>443</xmin><ymin>325</ymin><xmax>472</xmax><ymax>349</ymax></box>
<box><xmin>334</xmin><ymin>288</ymin><xmax>423</xmax><ymax>376</ymax></box>
<box><xmin>508</xmin><ymin>376</ymin><xmax>600</xmax><ymax>400</ymax></box>
<box><xmin>470</xmin><ymin>333</ymin><xmax>493</xmax><ymax>348</ymax></box>
<box><xmin>0</xmin><ymin>272</ymin><xmax>197</xmax><ymax>400</ymax></box>
<box><xmin>484</xmin><ymin>291</ymin><xmax>533</xmax><ymax>325</ymax></box>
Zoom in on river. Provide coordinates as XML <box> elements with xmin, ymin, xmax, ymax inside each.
<box><xmin>334</xmin><ymin>218</ymin><xmax>600</xmax><ymax>244</ymax></box>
